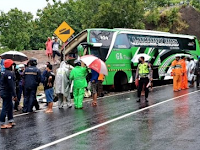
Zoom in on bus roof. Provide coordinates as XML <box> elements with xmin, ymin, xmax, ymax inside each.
<box><xmin>85</xmin><ymin>28</ymin><xmax>196</xmax><ymax>39</ymax></box>
<box><xmin>64</xmin><ymin>28</ymin><xmax>197</xmax><ymax>55</ymax></box>
<box><xmin>114</xmin><ymin>28</ymin><xmax>171</xmax><ymax>34</ymax></box>
<box><xmin>119</xmin><ymin>31</ymin><xmax>195</xmax><ymax>39</ymax></box>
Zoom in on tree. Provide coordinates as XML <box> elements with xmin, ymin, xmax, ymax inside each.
<box><xmin>191</xmin><ymin>0</ymin><xmax>200</xmax><ymax>9</ymax></box>
<box><xmin>79</xmin><ymin>0</ymin><xmax>145</xmax><ymax>29</ymax></box>
<box><xmin>1</xmin><ymin>0</ymin><xmax>194</xmax><ymax>50</ymax></box>
<box><xmin>30</xmin><ymin>0</ymin><xmax>83</xmax><ymax>49</ymax></box>
<box><xmin>0</xmin><ymin>8</ymin><xmax>33</xmax><ymax>50</ymax></box>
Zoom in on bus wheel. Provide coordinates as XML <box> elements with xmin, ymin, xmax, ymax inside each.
<box><xmin>114</xmin><ymin>71</ymin><xmax>128</xmax><ymax>91</ymax></box>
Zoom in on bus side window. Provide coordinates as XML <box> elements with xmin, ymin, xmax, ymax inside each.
<box><xmin>90</xmin><ymin>47</ymin><xmax>100</xmax><ymax>58</ymax></box>
<box><xmin>114</xmin><ymin>34</ymin><xmax>131</xmax><ymax>49</ymax></box>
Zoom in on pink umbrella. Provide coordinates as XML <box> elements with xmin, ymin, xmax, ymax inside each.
<box><xmin>80</xmin><ymin>55</ymin><xmax>108</xmax><ymax>75</ymax></box>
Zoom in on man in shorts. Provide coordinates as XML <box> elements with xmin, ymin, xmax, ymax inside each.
<box><xmin>52</xmin><ymin>37</ymin><xmax>61</xmax><ymax>64</ymax></box>
<box><xmin>44</xmin><ymin>64</ymin><xmax>55</xmax><ymax>113</ymax></box>
<box><xmin>91</xmin><ymin>69</ymin><xmax>99</xmax><ymax>106</ymax></box>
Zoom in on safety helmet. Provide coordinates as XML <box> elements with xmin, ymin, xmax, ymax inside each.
<box><xmin>4</xmin><ymin>59</ymin><xmax>14</xmax><ymax>68</ymax></box>
<box><xmin>29</xmin><ymin>58</ymin><xmax>37</xmax><ymax>66</ymax></box>
<box><xmin>74</xmin><ymin>59</ymin><xmax>81</xmax><ymax>66</ymax></box>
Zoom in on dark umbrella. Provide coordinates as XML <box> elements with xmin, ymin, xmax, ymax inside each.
<box><xmin>0</xmin><ymin>51</ymin><xmax>28</xmax><ymax>62</ymax></box>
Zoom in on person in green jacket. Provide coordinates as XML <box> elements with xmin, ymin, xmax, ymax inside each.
<box><xmin>69</xmin><ymin>60</ymin><xmax>87</xmax><ymax>109</ymax></box>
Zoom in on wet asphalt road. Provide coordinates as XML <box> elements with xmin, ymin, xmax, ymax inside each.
<box><xmin>1</xmin><ymin>85</ymin><xmax>200</xmax><ymax>150</ymax></box>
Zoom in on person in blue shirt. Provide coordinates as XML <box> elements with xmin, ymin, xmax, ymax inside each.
<box><xmin>91</xmin><ymin>69</ymin><xmax>99</xmax><ymax>106</ymax></box>
<box><xmin>0</xmin><ymin>59</ymin><xmax>5</xmax><ymax>73</ymax></box>
<box><xmin>23</xmin><ymin>58</ymin><xmax>41</xmax><ymax>113</ymax></box>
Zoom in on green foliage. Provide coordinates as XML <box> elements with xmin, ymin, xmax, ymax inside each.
<box><xmin>0</xmin><ymin>8</ymin><xmax>33</xmax><ymax>50</ymax></box>
<box><xmin>191</xmin><ymin>0</ymin><xmax>200</xmax><ymax>10</ymax></box>
<box><xmin>30</xmin><ymin>0</ymin><xmax>83</xmax><ymax>50</ymax></box>
<box><xmin>0</xmin><ymin>0</ymin><xmax>199</xmax><ymax>50</ymax></box>
<box><xmin>144</xmin><ymin>9</ymin><xmax>160</xmax><ymax>25</ymax></box>
<box><xmin>0</xmin><ymin>47</ymin><xmax>10</xmax><ymax>54</ymax></box>
<box><xmin>78</xmin><ymin>0</ymin><xmax>145</xmax><ymax>29</ymax></box>
<box><xmin>145</xmin><ymin>7</ymin><xmax>188</xmax><ymax>33</ymax></box>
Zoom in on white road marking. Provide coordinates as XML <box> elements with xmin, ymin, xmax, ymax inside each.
<box><xmin>32</xmin><ymin>89</ymin><xmax>200</xmax><ymax>150</ymax></box>
<box><xmin>14</xmin><ymin>84</ymin><xmax>171</xmax><ymax>117</ymax></box>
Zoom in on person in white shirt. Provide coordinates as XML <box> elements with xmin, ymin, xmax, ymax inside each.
<box><xmin>188</xmin><ymin>57</ymin><xmax>195</xmax><ymax>87</ymax></box>
<box><xmin>52</xmin><ymin>37</ymin><xmax>61</xmax><ymax>64</ymax></box>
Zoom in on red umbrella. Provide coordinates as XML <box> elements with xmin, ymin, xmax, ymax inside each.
<box><xmin>80</xmin><ymin>55</ymin><xmax>108</xmax><ymax>75</ymax></box>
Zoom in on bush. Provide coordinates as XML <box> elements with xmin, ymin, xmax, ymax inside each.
<box><xmin>144</xmin><ymin>9</ymin><xmax>160</xmax><ymax>25</ymax></box>
<box><xmin>0</xmin><ymin>47</ymin><xmax>10</xmax><ymax>54</ymax></box>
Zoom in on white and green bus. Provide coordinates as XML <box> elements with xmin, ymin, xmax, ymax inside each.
<box><xmin>63</xmin><ymin>28</ymin><xmax>200</xmax><ymax>90</ymax></box>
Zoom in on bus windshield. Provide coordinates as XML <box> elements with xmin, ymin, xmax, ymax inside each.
<box><xmin>89</xmin><ymin>30</ymin><xmax>114</xmax><ymax>61</ymax></box>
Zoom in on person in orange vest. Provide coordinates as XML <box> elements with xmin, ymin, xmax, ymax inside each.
<box><xmin>97</xmin><ymin>74</ymin><xmax>104</xmax><ymax>97</ymax></box>
<box><xmin>171</xmin><ymin>56</ymin><xmax>182</xmax><ymax>92</ymax></box>
<box><xmin>180</xmin><ymin>56</ymin><xmax>189</xmax><ymax>90</ymax></box>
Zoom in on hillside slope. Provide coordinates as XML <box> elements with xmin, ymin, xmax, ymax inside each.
<box><xmin>146</xmin><ymin>5</ymin><xmax>200</xmax><ymax>39</ymax></box>
<box><xmin>21</xmin><ymin>50</ymin><xmax>59</xmax><ymax>72</ymax></box>
<box><xmin>179</xmin><ymin>6</ymin><xmax>200</xmax><ymax>39</ymax></box>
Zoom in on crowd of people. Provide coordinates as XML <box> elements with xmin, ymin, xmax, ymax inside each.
<box><xmin>1</xmin><ymin>49</ymin><xmax>200</xmax><ymax>129</ymax></box>
<box><xmin>0</xmin><ymin>56</ymin><xmax>104</xmax><ymax>129</ymax></box>
<box><xmin>171</xmin><ymin>55</ymin><xmax>200</xmax><ymax>91</ymax></box>
<box><xmin>131</xmin><ymin>55</ymin><xmax>200</xmax><ymax>103</ymax></box>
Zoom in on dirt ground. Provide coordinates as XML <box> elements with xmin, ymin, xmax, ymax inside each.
<box><xmin>179</xmin><ymin>6</ymin><xmax>200</xmax><ymax>39</ymax></box>
<box><xmin>146</xmin><ymin>6</ymin><xmax>200</xmax><ymax>39</ymax></box>
<box><xmin>22</xmin><ymin>50</ymin><xmax>60</xmax><ymax>72</ymax></box>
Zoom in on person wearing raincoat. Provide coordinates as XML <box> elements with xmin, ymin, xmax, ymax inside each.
<box><xmin>188</xmin><ymin>58</ymin><xmax>196</xmax><ymax>87</ymax></box>
<box><xmin>69</xmin><ymin>60</ymin><xmax>87</xmax><ymax>109</ymax></box>
<box><xmin>171</xmin><ymin>56</ymin><xmax>182</xmax><ymax>91</ymax></box>
<box><xmin>45</xmin><ymin>37</ymin><xmax>53</xmax><ymax>60</ymax></box>
<box><xmin>55</xmin><ymin>61</ymin><xmax>73</xmax><ymax>109</ymax></box>
<box><xmin>180</xmin><ymin>56</ymin><xmax>189</xmax><ymax>90</ymax></box>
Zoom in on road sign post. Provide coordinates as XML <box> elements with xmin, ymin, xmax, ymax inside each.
<box><xmin>54</xmin><ymin>21</ymin><xmax>75</xmax><ymax>43</ymax></box>
<box><xmin>54</xmin><ymin>21</ymin><xmax>75</xmax><ymax>61</ymax></box>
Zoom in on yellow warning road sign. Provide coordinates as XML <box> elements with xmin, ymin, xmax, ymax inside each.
<box><xmin>54</xmin><ymin>21</ymin><xmax>75</xmax><ymax>43</ymax></box>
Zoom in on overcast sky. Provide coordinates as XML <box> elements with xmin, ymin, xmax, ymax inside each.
<box><xmin>0</xmin><ymin>0</ymin><xmax>66</xmax><ymax>17</ymax></box>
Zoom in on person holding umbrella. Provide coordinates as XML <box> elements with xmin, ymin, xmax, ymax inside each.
<box><xmin>0</xmin><ymin>59</ymin><xmax>17</xmax><ymax>129</ymax></box>
<box><xmin>97</xmin><ymin>74</ymin><xmax>105</xmax><ymax>97</ymax></box>
<box><xmin>80</xmin><ymin>54</ymin><xmax>108</xmax><ymax>106</ymax></box>
<box><xmin>69</xmin><ymin>60</ymin><xmax>88</xmax><ymax>109</ymax></box>
<box><xmin>91</xmin><ymin>69</ymin><xmax>99</xmax><ymax>106</ymax></box>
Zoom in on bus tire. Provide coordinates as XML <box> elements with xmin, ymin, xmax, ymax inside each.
<box><xmin>114</xmin><ymin>71</ymin><xmax>128</xmax><ymax>91</ymax></box>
